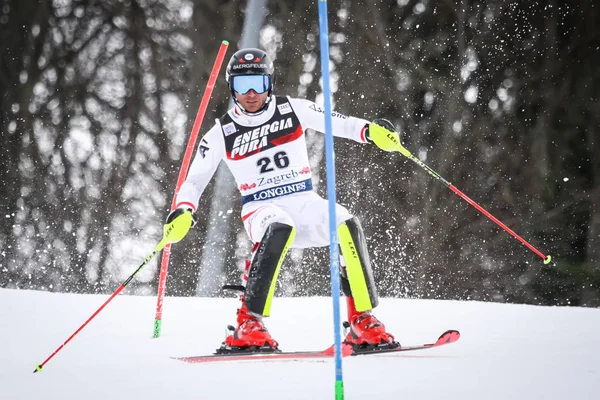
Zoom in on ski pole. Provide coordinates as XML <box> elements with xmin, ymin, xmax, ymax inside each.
<box><xmin>392</xmin><ymin>140</ymin><xmax>551</xmax><ymax>264</ymax></box>
<box><xmin>34</xmin><ymin>212</ymin><xmax>194</xmax><ymax>373</ymax></box>
<box><xmin>153</xmin><ymin>39</ymin><xmax>230</xmax><ymax>339</ymax></box>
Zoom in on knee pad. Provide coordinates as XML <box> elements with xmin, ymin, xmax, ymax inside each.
<box><xmin>338</xmin><ymin>217</ymin><xmax>379</xmax><ymax>312</ymax></box>
<box><xmin>244</xmin><ymin>222</ymin><xmax>296</xmax><ymax>317</ymax></box>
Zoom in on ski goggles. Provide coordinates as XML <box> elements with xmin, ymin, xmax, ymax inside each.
<box><xmin>231</xmin><ymin>75</ymin><xmax>271</xmax><ymax>95</ymax></box>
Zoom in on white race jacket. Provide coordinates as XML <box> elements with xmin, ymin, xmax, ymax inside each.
<box><xmin>175</xmin><ymin>96</ymin><xmax>370</xmax><ymax>210</ymax></box>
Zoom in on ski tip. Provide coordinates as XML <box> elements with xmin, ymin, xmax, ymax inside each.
<box><xmin>434</xmin><ymin>330</ymin><xmax>460</xmax><ymax>346</ymax></box>
<box><xmin>323</xmin><ymin>345</ymin><xmax>334</xmax><ymax>356</ymax></box>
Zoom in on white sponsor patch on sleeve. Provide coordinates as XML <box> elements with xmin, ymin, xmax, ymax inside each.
<box><xmin>222</xmin><ymin>122</ymin><xmax>237</xmax><ymax>136</ymax></box>
<box><xmin>277</xmin><ymin>103</ymin><xmax>293</xmax><ymax>115</ymax></box>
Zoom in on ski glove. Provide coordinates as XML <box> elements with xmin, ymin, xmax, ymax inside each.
<box><xmin>166</xmin><ymin>207</ymin><xmax>198</xmax><ymax>225</ymax></box>
<box><xmin>163</xmin><ymin>208</ymin><xmax>198</xmax><ymax>244</ymax></box>
<box><xmin>366</xmin><ymin>119</ymin><xmax>410</xmax><ymax>157</ymax></box>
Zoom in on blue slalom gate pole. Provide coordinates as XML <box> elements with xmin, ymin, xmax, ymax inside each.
<box><xmin>317</xmin><ymin>1</ymin><xmax>345</xmax><ymax>399</ymax></box>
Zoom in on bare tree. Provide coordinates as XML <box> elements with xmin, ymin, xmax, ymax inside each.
<box><xmin>0</xmin><ymin>0</ymin><xmax>193</xmax><ymax>293</ymax></box>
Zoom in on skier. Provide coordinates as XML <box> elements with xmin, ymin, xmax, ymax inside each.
<box><xmin>167</xmin><ymin>48</ymin><xmax>404</xmax><ymax>353</ymax></box>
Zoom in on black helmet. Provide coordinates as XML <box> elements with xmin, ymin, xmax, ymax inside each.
<box><xmin>226</xmin><ymin>48</ymin><xmax>275</xmax><ymax>98</ymax></box>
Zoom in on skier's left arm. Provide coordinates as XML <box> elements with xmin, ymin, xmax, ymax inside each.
<box><xmin>288</xmin><ymin>98</ymin><xmax>370</xmax><ymax>143</ymax></box>
<box><xmin>289</xmin><ymin>97</ymin><xmax>408</xmax><ymax>155</ymax></box>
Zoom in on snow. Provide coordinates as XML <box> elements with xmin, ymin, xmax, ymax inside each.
<box><xmin>2</xmin><ymin>288</ymin><xmax>600</xmax><ymax>399</ymax></box>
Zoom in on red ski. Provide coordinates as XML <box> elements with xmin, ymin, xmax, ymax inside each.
<box><xmin>173</xmin><ymin>344</ymin><xmax>353</xmax><ymax>364</ymax></box>
<box><xmin>172</xmin><ymin>330</ymin><xmax>459</xmax><ymax>363</ymax></box>
<box><xmin>349</xmin><ymin>329</ymin><xmax>460</xmax><ymax>357</ymax></box>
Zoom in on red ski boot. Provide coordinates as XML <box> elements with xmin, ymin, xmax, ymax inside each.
<box><xmin>220</xmin><ymin>300</ymin><xmax>279</xmax><ymax>353</ymax></box>
<box><xmin>343</xmin><ymin>297</ymin><xmax>398</xmax><ymax>349</ymax></box>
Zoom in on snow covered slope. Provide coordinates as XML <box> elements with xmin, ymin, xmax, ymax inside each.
<box><xmin>2</xmin><ymin>288</ymin><xmax>599</xmax><ymax>399</ymax></box>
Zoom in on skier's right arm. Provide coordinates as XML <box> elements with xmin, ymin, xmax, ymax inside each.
<box><xmin>165</xmin><ymin>123</ymin><xmax>225</xmax><ymax>232</ymax></box>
